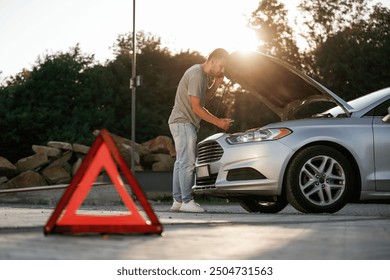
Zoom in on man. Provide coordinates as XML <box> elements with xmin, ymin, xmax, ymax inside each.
<box><xmin>168</xmin><ymin>48</ymin><xmax>232</xmax><ymax>212</ymax></box>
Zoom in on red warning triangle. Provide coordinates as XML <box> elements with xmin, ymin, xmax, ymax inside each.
<box><xmin>44</xmin><ymin>129</ymin><xmax>163</xmax><ymax>235</ymax></box>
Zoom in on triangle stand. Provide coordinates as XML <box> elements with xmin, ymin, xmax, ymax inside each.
<box><xmin>44</xmin><ymin>129</ymin><xmax>163</xmax><ymax>235</ymax></box>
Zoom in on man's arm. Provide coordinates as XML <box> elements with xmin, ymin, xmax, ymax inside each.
<box><xmin>190</xmin><ymin>96</ymin><xmax>231</xmax><ymax>131</ymax></box>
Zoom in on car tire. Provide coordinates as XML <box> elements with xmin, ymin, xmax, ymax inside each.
<box><xmin>286</xmin><ymin>145</ymin><xmax>353</xmax><ymax>213</ymax></box>
<box><xmin>239</xmin><ymin>196</ymin><xmax>288</xmax><ymax>213</ymax></box>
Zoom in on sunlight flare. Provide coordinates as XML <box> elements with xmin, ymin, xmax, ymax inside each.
<box><xmin>227</xmin><ymin>26</ymin><xmax>261</xmax><ymax>53</ymax></box>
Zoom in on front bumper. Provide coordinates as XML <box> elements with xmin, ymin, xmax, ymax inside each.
<box><xmin>192</xmin><ymin>134</ymin><xmax>293</xmax><ymax>197</ymax></box>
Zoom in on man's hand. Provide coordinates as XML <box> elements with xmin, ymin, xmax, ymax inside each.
<box><xmin>217</xmin><ymin>118</ymin><xmax>233</xmax><ymax>132</ymax></box>
<box><xmin>190</xmin><ymin>96</ymin><xmax>232</xmax><ymax>131</ymax></box>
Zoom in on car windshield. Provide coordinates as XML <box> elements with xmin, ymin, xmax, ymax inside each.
<box><xmin>324</xmin><ymin>88</ymin><xmax>390</xmax><ymax>117</ymax></box>
<box><xmin>294</xmin><ymin>100</ymin><xmax>338</xmax><ymax>119</ymax></box>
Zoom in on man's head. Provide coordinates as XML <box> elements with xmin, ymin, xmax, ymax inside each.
<box><xmin>204</xmin><ymin>48</ymin><xmax>229</xmax><ymax>78</ymax></box>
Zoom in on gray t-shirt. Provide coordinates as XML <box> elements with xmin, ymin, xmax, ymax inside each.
<box><xmin>168</xmin><ymin>64</ymin><xmax>208</xmax><ymax>129</ymax></box>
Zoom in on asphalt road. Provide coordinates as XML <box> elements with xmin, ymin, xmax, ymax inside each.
<box><xmin>1</xmin><ymin>201</ymin><xmax>390</xmax><ymax>260</ymax></box>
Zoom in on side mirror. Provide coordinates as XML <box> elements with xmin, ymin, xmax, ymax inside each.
<box><xmin>382</xmin><ymin>106</ymin><xmax>390</xmax><ymax>123</ymax></box>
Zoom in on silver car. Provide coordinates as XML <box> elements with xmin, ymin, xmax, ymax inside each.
<box><xmin>193</xmin><ymin>51</ymin><xmax>390</xmax><ymax>213</ymax></box>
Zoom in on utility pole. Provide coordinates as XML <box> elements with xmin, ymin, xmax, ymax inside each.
<box><xmin>130</xmin><ymin>0</ymin><xmax>136</xmax><ymax>171</ymax></box>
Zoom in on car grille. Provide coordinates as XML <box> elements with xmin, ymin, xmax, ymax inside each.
<box><xmin>197</xmin><ymin>141</ymin><xmax>223</xmax><ymax>164</ymax></box>
<box><xmin>195</xmin><ymin>173</ymin><xmax>218</xmax><ymax>188</ymax></box>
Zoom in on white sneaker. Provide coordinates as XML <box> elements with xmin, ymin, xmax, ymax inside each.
<box><xmin>179</xmin><ymin>200</ymin><xmax>205</xmax><ymax>212</ymax></box>
<box><xmin>170</xmin><ymin>199</ymin><xmax>182</xmax><ymax>211</ymax></box>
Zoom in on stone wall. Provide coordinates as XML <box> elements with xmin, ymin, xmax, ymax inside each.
<box><xmin>0</xmin><ymin>130</ymin><xmax>176</xmax><ymax>190</ymax></box>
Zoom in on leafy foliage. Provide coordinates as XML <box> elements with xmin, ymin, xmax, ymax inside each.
<box><xmin>0</xmin><ymin>46</ymin><xmax>116</xmax><ymax>160</ymax></box>
<box><xmin>307</xmin><ymin>3</ymin><xmax>390</xmax><ymax>99</ymax></box>
<box><xmin>249</xmin><ymin>0</ymin><xmax>302</xmax><ymax>69</ymax></box>
<box><xmin>298</xmin><ymin>0</ymin><xmax>370</xmax><ymax>49</ymax></box>
<box><xmin>0</xmin><ymin>34</ymin><xmax>205</xmax><ymax>162</ymax></box>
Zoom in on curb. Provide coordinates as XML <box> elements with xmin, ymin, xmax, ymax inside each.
<box><xmin>0</xmin><ymin>171</ymin><xmax>172</xmax><ymax>205</ymax></box>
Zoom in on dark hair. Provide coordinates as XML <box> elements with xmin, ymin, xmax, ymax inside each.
<box><xmin>207</xmin><ymin>48</ymin><xmax>229</xmax><ymax>61</ymax></box>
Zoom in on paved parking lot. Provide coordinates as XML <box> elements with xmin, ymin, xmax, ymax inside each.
<box><xmin>1</xmin><ymin>202</ymin><xmax>390</xmax><ymax>260</ymax></box>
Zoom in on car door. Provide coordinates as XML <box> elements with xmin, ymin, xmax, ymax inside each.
<box><xmin>372</xmin><ymin>101</ymin><xmax>390</xmax><ymax>191</ymax></box>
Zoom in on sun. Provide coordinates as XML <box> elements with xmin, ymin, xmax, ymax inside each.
<box><xmin>227</xmin><ymin>26</ymin><xmax>261</xmax><ymax>53</ymax></box>
<box><xmin>153</xmin><ymin>1</ymin><xmax>262</xmax><ymax>57</ymax></box>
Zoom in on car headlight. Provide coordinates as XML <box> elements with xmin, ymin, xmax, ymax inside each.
<box><xmin>226</xmin><ymin>128</ymin><xmax>292</xmax><ymax>144</ymax></box>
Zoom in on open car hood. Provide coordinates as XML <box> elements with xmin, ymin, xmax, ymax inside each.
<box><xmin>225</xmin><ymin>51</ymin><xmax>353</xmax><ymax>120</ymax></box>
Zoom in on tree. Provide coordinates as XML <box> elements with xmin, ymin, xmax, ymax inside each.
<box><xmin>0</xmin><ymin>31</ymin><xmax>209</xmax><ymax>162</ymax></box>
<box><xmin>0</xmin><ymin>46</ymin><xmax>114</xmax><ymax>161</ymax></box>
<box><xmin>106</xmin><ymin>31</ymin><xmax>205</xmax><ymax>142</ymax></box>
<box><xmin>313</xmin><ymin>4</ymin><xmax>390</xmax><ymax>99</ymax></box>
<box><xmin>298</xmin><ymin>0</ymin><xmax>370</xmax><ymax>76</ymax></box>
<box><xmin>249</xmin><ymin>0</ymin><xmax>302</xmax><ymax>69</ymax></box>
<box><xmin>298</xmin><ymin>0</ymin><xmax>369</xmax><ymax>50</ymax></box>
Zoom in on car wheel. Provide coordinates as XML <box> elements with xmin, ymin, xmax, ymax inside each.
<box><xmin>239</xmin><ymin>196</ymin><xmax>288</xmax><ymax>213</ymax></box>
<box><xmin>286</xmin><ymin>145</ymin><xmax>353</xmax><ymax>213</ymax></box>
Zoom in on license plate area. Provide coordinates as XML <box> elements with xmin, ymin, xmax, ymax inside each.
<box><xmin>196</xmin><ymin>165</ymin><xmax>210</xmax><ymax>178</ymax></box>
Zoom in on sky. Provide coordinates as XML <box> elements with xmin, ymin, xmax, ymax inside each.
<box><xmin>1</xmin><ymin>0</ymin><xmax>389</xmax><ymax>82</ymax></box>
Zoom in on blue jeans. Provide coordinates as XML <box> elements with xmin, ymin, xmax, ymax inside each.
<box><xmin>169</xmin><ymin>123</ymin><xmax>197</xmax><ymax>203</ymax></box>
